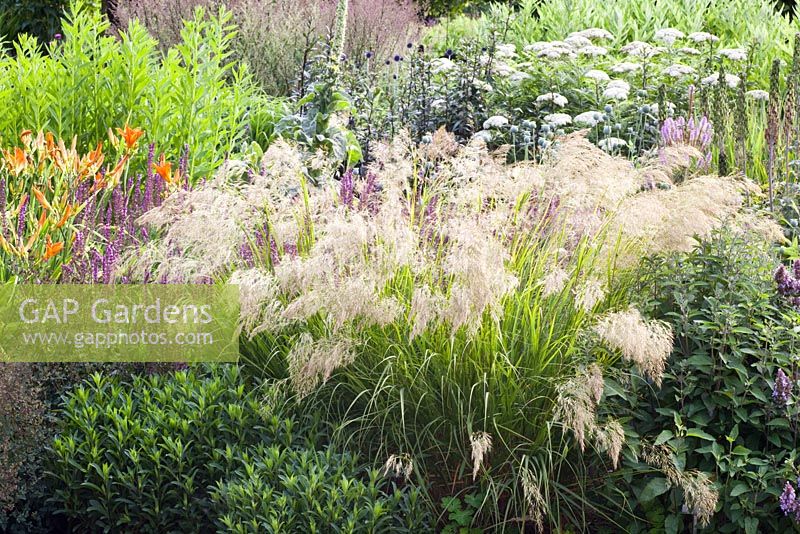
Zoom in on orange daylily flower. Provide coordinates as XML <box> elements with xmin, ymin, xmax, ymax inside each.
<box><xmin>44</xmin><ymin>132</ymin><xmax>56</xmax><ymax>157</ymax></box>
<box><xmin>31</xmin><ymin>186</ymin><xmax>53</xmax><ymax>212</ymax></box>
<box><xmin>55</xmin><ymin>204</ymin><xmax>74</xmax><ymax>228</ymax></box>
<box><xmin>116</xmin><ymin>124</ymin><xmax>144</xmax><ymax>151</ymax></box>
<box><xmin>43</xmin><ymin>235</ymin><xmax>64</xmax><ymax>260</ymax></box>
<box><xmin>78</xmin><ymin>141</ymin><xmax>105</xmax><ymax>179</ymax></box>
<box><xmin>19</xmin><ymin>130</ymin><xmax>32</xmax><ymax>148</ymax></box>
<box><xmin>52</xmin><ymin>137</ymin><xmax>79</xmax><ymax>174</ymax></box>
<box><xmin>153</xmin><ymin>154</ymin><xmax>180</xmax><ymax>185</ymax></box>
<box><xmin>3</xmin><ymin>147</ymin><xmax>28</xmax><ymax>176</ymax></box>
<box><xmin>23</xmin><ymin>211</ymin><xmax>47</xmax><ymax>252</ymax></box>
<box><xmin>107</xmin><ymin>154</ymin><xmax>129</xmax><ymax>185</ymax></box>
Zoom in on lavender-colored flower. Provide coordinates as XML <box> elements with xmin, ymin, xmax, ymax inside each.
<box><xmin>0</xmin><ymin>178</ymin><xmax>6</xmax><ymax>239</ymax></box>
<box><xmin>659</xmin><ymin>115</ymin><xmax>713</xmax><ymax>168</ymax></box>
<box><xmin>780</xmin><ymin>481</ymin><xmax>797</xmax><ymax>517</ymax></box>
<box><xmin>16</xmin><ymin>194</ymin><xmax>28</xmax><ymax>241</ymax></box>
<box><xmin>775</xmin><ymin>262</ymin><xmax>800</xmax><ymax>308</ymax></box>
<box><xmin>339</xmin><ymin>170</ymin><xmax>354</xmax><ymax>207</ymax></box>
<box><xmin>773</xmin><ymin>369</ymin><xmax>793</xmax><ymax>406</ymax></box>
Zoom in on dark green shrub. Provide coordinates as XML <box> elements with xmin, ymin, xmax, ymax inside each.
<box><xmin>599</xmin><ymin>231</ymin><xmax>800</xmax><ymax>533</ymax></box>
<box><xmin>0</xmin><ymin>0</ymin><xmax>69</xmax><ymax>45</ymax></box>
<box><xmin>48</xmin><ymin>365</ymin><xmax>430</xmax><ymax>532</ymax></box>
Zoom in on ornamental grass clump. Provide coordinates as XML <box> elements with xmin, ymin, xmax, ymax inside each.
<box><xmin>128</xmin><ymin>129</ymin><xmax>776</xmax><ymax>529</ymax></box>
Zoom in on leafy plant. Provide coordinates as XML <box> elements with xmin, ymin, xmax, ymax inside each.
<box><xmin>47</xmin><ymin>365</ymin><xmax>427</xmax><ymax>532</ymax></box>
<box><xmin>598</xmin><ymin>230</ymin><xmax>800</xmax><ymax>533</ymax></box>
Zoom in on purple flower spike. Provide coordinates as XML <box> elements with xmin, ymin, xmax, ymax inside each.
<box><xmin>339</xmin><ymin>170</ymin><xmax>354</xmax><ymax>207</ymax></box>
<box><xmin>16</xmin><ymin>194</ymin><xmax>28</xmax><ymax>241</ymax></box>
<box><xmin>773</xmin><ymin>369</ymin><xmax>793</xmax><ymax>406</ymax></box>
<box><xmin>780</xmin><ymin>481</ymin><xmax>798</xmax><ymax>517</ymax></box>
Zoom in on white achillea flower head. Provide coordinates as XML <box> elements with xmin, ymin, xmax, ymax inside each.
<box><xmin>495</xmin><ymin>43</ymin><xmax>517</xmax><ymax>58</ymax></box>
<box><xmin>654</xmin><ymin>28</ymin><xmax>685</xmax><ymax>45</ymax></box>
<box><xmin>545</xmin><ymin>113</ymin><xmax>572</xmax><ymax>127</ymax></box>
<box><xmin>688</xmin><ymin>31</ymin><xmax>719</xmax><ymax>43</ymax></box>
<box><xmin>678</xmin><ymin>46</ymin><xmax>702</xmax><ymax>55</ymax></box>
<box><xmin>621</xmin><ymin>41</ymin><xmax>664</xmax><ymax>58</ymax></box>
<box><xmin>565</xmin><ymin>34</ymin><xmax>592</xmax><ymax>48</ymax></box>
<box><xmin>701</xmin><ymin>72</ymin><xmax>740</xmax><ymax>88</ymax></box>
<box><xmin>662</xmin><ymin>64</ymin><xmax>696</xmax><ymax>78</ymax></box>
<box><xmin>536</xmin><ymin>92</ymin><xmax>568</xmax><ymax>107</ymax></box>
<box><xmin>579</xmin><ymin>45</ymin><xmax>608</xmax><ymax>57</ymax></box>
<box><xmin>431</xmin><ymin>57</ymin><xmax>455</xmax><ymax>73</ymax></box>
<box><xmin>603</xmin><ymin>79</ymin><xmax>630</xmax><ymax>100</ymax></box>
<box><xmin>472</xmin><ymin>130</ymin><xmax>492</xmax><ymax>143</ymax></box>
<box><xmin>746</xmin><ymin>89</ymin><xmax>769</xmax><ymax>101</ymax></box>
<box><xmin>493</xmin><ymin>62</ymin><xmax>515</xmax><ymax>77</ymax></box>
<box><xmin>584</xmin><ymin>69</ymin><xmax>610</xmax><ymax>82</ymax></box>
<box><xmin>509</xmin><ymin>71</ymin><xmax>531</xmax><ymax>84</ymax></box>
<box><xmin>571</xmin><ymin>28</ymin><xmax>614</xmax><ymax>41</ymax></box>
<box><xmin>718</xmin><ymin>47</ymin><xmax>747</xmax><ymax>61</ymax></box>
<box><xmin>574</xmin><ymin>111</ymin><xmax>603</xmax><ymax>127</ymax></box>
<box><xmin>610</xmin><ymin>61</ymin><xmax>642</xmax><ymax>73</ymax></box>
<box><xmin>598</xmin><ymin>137</ymin><xmax>628</xmax><ymax>151</ymax></box>
<box><xmin>483</xmin><ymin>115</ymin><xmax>509</xmax><ymax>129</ymax></box>
<box><xmin>473</xmin><ymin>79</ymin><xmax>493</xmax><ymax>92</ymax></box>
<box><xmin>470</xmin><ymin>431</ymin><xmax>493</xmax><ymax>480</ymax></box>
<box><xmin>525</xmin><ymin>40</ymin><xmax>568</xmax><ymax>52</ymax></box>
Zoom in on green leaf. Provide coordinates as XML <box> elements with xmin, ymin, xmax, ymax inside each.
<box><xmin>639</xmin><ymin>477</ymin><xmax>670</xmax><ymax>502</ymax></box>
<box><xmin>664</xmin><ymin>513</ymin><xmax>681</xmax><ymax>534</ymax></box>
<box><xmin>655</xmin><ymin>430</ymin><xmax>674</xmax><ymax>445</ymax></box>
<box><xmin>729</xmin><ymin>482</ymin><xmax>749</xmax><ymax>497</ymax></box>
<box><xmin>686</xmin><ymin>429</ymin><xmax>715</xmax><ymax>441</ymax></box>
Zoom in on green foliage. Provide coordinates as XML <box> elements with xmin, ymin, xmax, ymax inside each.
<box><xmin>274</xmin><ymin>82</ymin><xmax>363</xmax><ymax>172</ymax></box>
<box><xmin>0</xmin><ymin>2</ymin><xmax>271</xmax><ymax>180</ymax></box>
<box><xmin>211</xmin><ymin>446</ymin><xmax>430</xmax><ymax>532</ymax></box>
<box><xmin>426</xmin><ymin>0</ymin><xmax>799</xmax><ymax>86</ymax></box>
<box><xmin>600</xmin><ymin>231</ymin><xmax>800</xmax><ymax>532</ymax></box>
<box><xmin>0</xmin><ymin>0</ymin><xmax>83</xmax><ymax>46</ymax></box>
<box><xmin>441</xmin><ymin>493</ymin><xmax>484</xmax><ymax>533</ymax></box>
<box><xmin>48</xmin><ymin>365</ymin><xmax>427</xmax><ymax>532</ymax></box>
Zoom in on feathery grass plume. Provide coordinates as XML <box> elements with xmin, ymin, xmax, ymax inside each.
<box><xmin>607</xmin><ymin>174</ymin><xmax>760</xmax><ymax>265</ymax></box>
<box><xmin>554</xmin><ymin>366</ymin><xmax>604</xmax><ymax>449</ymax></box>
<box><xmin>229</xmin><ymin>269</ymin><xmax>285</xmax><ymax>338</ymax></box>
<box><xmin>287</xmin><ymin>333</ymin><xmax>354</xmax><ymax>399</ymax></box>
<box><xmin>575</xmin><ymin>278</ymin><xmax>605</xmax><ymax>312</ymax></box>
<box><xmin>543</xmin><ymin>133</ymin><xmax>641</xmax><ymax>213</ymax></box>
<box><xmin>595</xmin><ymin>419</ymin><xmax>625</xmax><ymax>469</ymax></box>
<box><xmin>470</xmin><ymin>431</ymin><xmax>493</xmax><ymax>481</ymax></box>
<box><xmin>540</xmin><ymin>267</ymin><xmax>570</xmax><ymax>297</ymax></box>
<box><xmin>641</xmin><ymin>444</ymin><xmax>718</xmax><ymax>527</ymax></box>
<box><xmin>520</xmin><ymin>465</ymin><xmax>545</xmax><ymax>532</ymax></box>
<box><xmin>683</xmin><ymin>472</ymin><xmax>719</xmax><ymax>528</ymax></box>
<box><xmin>409</xmin><ymin>285</ymin><xmax>446</xmax><ymax>339</ymax></box>
<box><xmin>383</xmin><ymin>453</ymin><xmax>414</xmax><ymax>480</ymax></box>
<box><xmin>595</xmin><ymin>309</ymin><xmax>673</xmax><ymax>386</ymax></box>
<box><xmin>442</xmin><ymin>219</ymin><xmax>518</xmax><ymax>334</ymax></box>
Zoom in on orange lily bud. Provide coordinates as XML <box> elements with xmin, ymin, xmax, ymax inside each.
<box><xmin>32</xmin><ymin>186</ymin><xmax>53</xmax><ymax>212</ymax></box>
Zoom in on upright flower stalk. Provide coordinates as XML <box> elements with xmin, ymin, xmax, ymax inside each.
<box><xmin>330</xmin><ymin>0</ymin><xmax>349</xmax><ymax>75</ymax></box>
